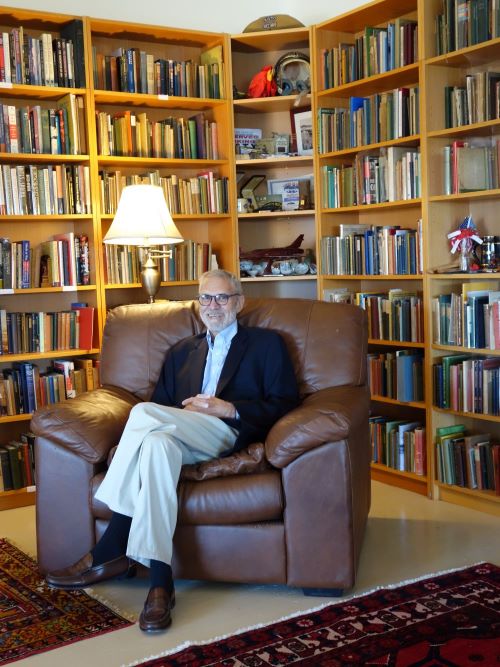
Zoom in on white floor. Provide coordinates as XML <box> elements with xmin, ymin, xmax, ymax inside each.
<box><xmin>3</xmin><ymin>481</ymin><xmax>500</xmax><ymax>667</ymax></box>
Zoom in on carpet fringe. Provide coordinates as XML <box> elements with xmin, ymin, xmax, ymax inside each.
<box><xmin>85</xmin><ymin>586</ymin><xmax>137</xmax><ymax>623</ymax></box>
<box><xmin>122</xmin><ymin>560</ymin><xmax>487</xmax><ymax>667</ymax></box>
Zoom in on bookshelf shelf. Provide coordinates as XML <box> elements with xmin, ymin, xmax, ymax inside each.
<box><xmin>0</xmin><ymin>153</ymin><xmax>90</xmax><ymax>163</ymax></box>
<box><xmin>8</xmin><ymin>285</ymin><xmax>97</xmax><ymax>294</ymax></box>
<box><xmin>317</xmin><ymin>63</ymin><xmax>420</xmax><ymax>99</ymax></box>
<box><xmin>93</xmin><ymin>90</ymin><xmax>225</xmax><ymax>110</ymax></box>
<box><xmin>433</xmin><ymin>407</ymin><xmax>500</xmax><ymax>423</ymax></box>
<box><xmin>235</xmin><ymin>156</ymin><xmax>313</xmax><ymax>167</ymax></box>
<box><xmin>0</xmin><ymin>84</ymin><xmax>86</xmax><ymax>100</ymax></box>
<box><xmin>233</xmin><ymin>95</ymin><xmax>311</xmax><ymax>113</ymax></box>
<box><xmin>425</xmin><ymin>36</ymin><xmax>500</xmax><ymax>67</ymax></box>
<box><xmin>0</xmin><ymin>349</ymin><xmax>100</xmax><ymax>363</ymax></box>
<box><xmin>324</xmin><ymin>274</ymin><xmax>422</xmax><ymax>280</ymax></box>
<box><xmin>429</xmin><ymin>273</ymin><xmax>500</xmax><ymax>280</ymax></box>
<box><xmin>0</xmin><ymin>487</ymin><xmax>36</xmax><ymax>511</ymax></box>
<box><xmin>97</xmin><ymin>156</ymin><xmax>227</xmax><ymax>168</ymax></box>
<box><xmin>436</xmin><ymin>483</ymin><xmax>500</xmax><ymax>516</ymax></box>
<box><xmin>368</xmin><ymin>339</ymin><xmax>425</xmax><ymax>347</ymax></box>
<box><xmin>231</xmin><ymin>26</ymin><xmax>310</xmax><ymax>51</ymax></box>
<box><xmin>429</xmin><ymin>189</ymin><xmax>500</xmax><ymax>203</ymax></box>
<box><xmin>321</xmin><ymin>198</ymin><xmax>422</xmax><ymax>213</ymax></box>
<box><xmin>432</xmin><ymin>344</ymin><xmax>500</xmax><ymax>356</ymax></box>
<box><xmin>427</xmin><ymin>118</ymin><xmax>500</xmax><ymax>139</ymax></box>
<box><xmin>105</xmin><ymin>280</ymin><xmax>199</xmax><ymax>289</ymax></box>
<box><xmin>0</xmin><ymin>414</ymin><xmax>32</xmax><ymax>424</ymax></box>
<box><xmin>371</xmin><ymin>463</ymin><xmax>429</xmax><ymax>496</ymax></box>
<box><xmin>238</xmin><ymin>210</ymin><xmax>315</xmax><ymax>220</ymax></box>
<box><xmin>0</xmin><ymin>215</ymin><xmax>94</xmax><ymax>222</ymax></box>
<box><xmin>372</xmin><ymin>395</ymin><xmax>426</xmax><ymax>409</ymax></box>
<box><xmin>319</xmin><ymin>135</ymin><xmax>420</xmax><ymax>160</ymax></box>
<box><xmin>240</xmin><ymin>275</ymin><xmax>317</xmax><ymax>283</ymax></box>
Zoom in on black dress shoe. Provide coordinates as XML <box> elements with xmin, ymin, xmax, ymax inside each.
<box><xmin>139</xmin><ymin>586</ymin><xmax>176</xmax><ymax>633</ymax></box>
<box><xmin>46</xmin><ymin>553</ymin><xmax>136</xmax><ymax>589</ymax></box>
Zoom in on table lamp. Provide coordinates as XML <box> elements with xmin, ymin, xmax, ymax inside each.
<box><xmin>103</xmin><ymin>184</ymin><xmax>183</xmax><ymax>302</ymax></box>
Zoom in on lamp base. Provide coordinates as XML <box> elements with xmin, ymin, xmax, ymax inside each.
<box><xmin>140</xmin><ymin>256</ymin><xmax>161</xmax><ymax>303</ymax></box>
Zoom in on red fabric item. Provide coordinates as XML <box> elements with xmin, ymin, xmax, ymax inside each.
<box><xmin>247</xmin><ymin>65</ymin><xmax>277</xmax><ymax>98</ymax></box>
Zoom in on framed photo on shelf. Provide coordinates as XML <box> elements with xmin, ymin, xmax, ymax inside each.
<box><xmin>290</xmin><ymin>108</ymin><xmax>313</xmax><ymax>155</ymax></box>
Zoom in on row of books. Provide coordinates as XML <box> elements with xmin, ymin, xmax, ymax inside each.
<box><xmin>320</xmin><ymin>19</ymin><xmax>418</xmax><ymax>89</ymax></box>
<box><xmin>0</xmin><ymin>432</ymin><xmax>35</xmax><ymax>491</ymax></box>
<box><xmin>95</xmin><ymin>110</ymin><xmax>219</xmax><ymax>160</ymax></box>
<box><xmin>0</xmin><ymin>358</ymin><xmax>100</xmax><ymax>417</ymax></box>
<box><xmin>370</xmin><ymin>416</ymin><xmax>426</xmax><ymax>475</ymax></box>
<box><xmin>444</xmin><ymin>71</ymin><xmax>500</xmax><ymax>128</ymax></box>
<box><xmin>0</xmin><ymin>20</ymin><xmax>84</xmax><ymax>88</ymax></box>
<box><xmin>317</xmin><ymin>87</ymin><xmax>419</xmax><ymax>154</ymax></box>
<box><xmin>435</xmin><ymin>0</ymin><xmax>500</xmax><ymax>55</ymax></box>
<box><xmin>443</xmin><ymin>140</ymin><xmax>500</xmax><ymax>195</ymax></box>
<box><xmin>435</xmin><ymin>424</ymin><xmax>500</xmax><ymax>493</ymax></box>
<box><xmin>0</xmin><ymin>94</ymin><xmax>86</xmax><ymax>156</ymax></box>
<box><xmin>103</xmin><ymin>239</ymin><xmax>212</xmax><ymax>285</ymax></box>
<box><xmin>99</xmin><ymin>170</ymin><xmax>229</xmax><ymax>216</ymax></box>
<box><xmin>432</xmin><ymin>283</ymin><xmax>500</xmax><ymax>350</ymax></box>
<box><xmin>92</xmin><ymin>47</ymin><xmax>225</xmax><ymax>99</ymax></box>
<box><xmin>368</xmin><ymin>350</ymin><xmax>424</xmax><ymax>403</ymax></box>
<box><xmin>320</xmin><ymin>222</ymin><xmax>423</xmax><ymax>276</ymax></box>
<box><xmin>0</xmin><ymin>234</ymin><xmax>90</xmax><ymax>289</ymax></box>
<box><xmin>0</xmin><ymin>163</ymin><xmax>91</xmax><ymax>215</ymax></box>
<box><xmin>321</xmin><ymin>148</ymin><xmax>421</xmax><ymax>208</ymax></box>
<box><xmin>433</xmin><ymin>354</ymin><xmax>500</xmax><ymax>414</ymax></box>
<box><xmin>0</xmin><ymin>305</ymin><xmax>95</xmax><ymax>355</ymax></box>
<box><xmin>356</xmin><ymin>289</ymin><xmax>424</xmax><ymax>343</ymax></box>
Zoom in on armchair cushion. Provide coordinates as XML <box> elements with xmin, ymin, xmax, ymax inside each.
<box><xmin>265</xmin><ymin>385</ymin><xmax>367</xmax><ymax>468</ymax></box>
<box><xmin>31</xmin><ymin>386</ymin><xmax>139</xmax><ymax>464</ymax></box>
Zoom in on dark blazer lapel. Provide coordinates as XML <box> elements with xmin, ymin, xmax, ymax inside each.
<box><xmin>216</xmin><ymin>325</ymin><xmax>248</xmax><ymax>396</ymax></box>
<box><xmin>188</xmin><ymin>336</ymin><xmax>208</xmax><ymax>396</ymax></box>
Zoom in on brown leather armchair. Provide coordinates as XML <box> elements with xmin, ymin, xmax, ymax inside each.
<box><xmin>31</xmin><ymin>297</ymin><xmax>370</xmax><ymax>594</ymax></box>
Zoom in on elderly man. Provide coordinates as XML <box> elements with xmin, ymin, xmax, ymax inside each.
<box><xmin>46</xmin><ymin>269</ymin><xmax>299</xmax><ymax>632</ymax></box>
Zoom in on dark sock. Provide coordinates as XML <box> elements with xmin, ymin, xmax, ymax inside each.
<box><xmin>150</xmin><ymin>559</ymin><xmax>174</xmax><ymax>593</ymax></box>
<box><xmin>91</xmin><ymin>512</ymin><xmax>132</xmax><ymax>565</ymax></box>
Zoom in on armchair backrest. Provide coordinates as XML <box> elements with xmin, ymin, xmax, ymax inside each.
<box><xmin>100</xmin><ymin>297</ymin><xmax>367</xmax><ymax>400</ymax></box>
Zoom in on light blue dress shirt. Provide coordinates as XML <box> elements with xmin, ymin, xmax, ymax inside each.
<box><xmin>201</xmin><ymin>320</ymin><xmax>238</xmax><ymax>396</ymax></box>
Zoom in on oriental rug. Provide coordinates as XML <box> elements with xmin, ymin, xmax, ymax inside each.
<box><xmin>0</xmin><ymin>538</ymin><xmax>133</xmax><ymax>665</ymax></box>
<box><xmin>131</xmin><ymin>562</ymin><xmax>500</xmax><ymax>667</ymax></box>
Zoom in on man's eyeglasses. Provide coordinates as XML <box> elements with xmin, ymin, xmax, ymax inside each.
<box><xmin>198</xmin><ymin>293</ymin><xmax>241</xmax><ymax>306</ymax></box>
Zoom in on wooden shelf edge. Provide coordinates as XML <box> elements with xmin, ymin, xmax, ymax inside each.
<box><xmin>0</xmin><ymin>488</ymin><xmax>36</xmax><ymax>511</ymax></box>
<box><xmin>371</xmin><ymin>463</ymin><xmax>429</xmax><ymax>496</ymax></box>
<box><xmin>436</xmin><ymin>484</ymin><xmax>500</xmax><ymax>517</ymax></box>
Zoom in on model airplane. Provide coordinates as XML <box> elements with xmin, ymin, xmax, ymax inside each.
<box><xmin>239</xmin><ymin>234</ymin><xmax>304</xmax><ymax>260</ymax></box>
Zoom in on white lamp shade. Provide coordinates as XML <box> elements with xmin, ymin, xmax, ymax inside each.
<box><xmin>103</xmin><ymin>184</ymin><xmax>183</xmax><ymax>246</ymax></box>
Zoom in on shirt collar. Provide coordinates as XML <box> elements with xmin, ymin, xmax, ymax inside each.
<box><xmin>205</xmin><ymin>320</ymin><xmax>238</xmax><ymax>350</ymax></box>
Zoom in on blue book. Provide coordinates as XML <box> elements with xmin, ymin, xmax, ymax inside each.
<box><xmin>349</xmin><ymin>96</ymin><xmax>366</xmax><ymax>147</ymax></box>
<box><xmin>21</xmin><ymin>239</ymin><xmax>30</xmax><ymax>289</ymax></box>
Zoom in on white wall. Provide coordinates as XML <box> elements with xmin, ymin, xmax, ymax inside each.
<box><xmin>5</xmin><ymin>0</ymin><xmax>367</xmax><ymax>32</ymax></box>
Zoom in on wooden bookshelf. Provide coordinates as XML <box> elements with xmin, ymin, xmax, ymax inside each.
<box><xmin>313</xmin><ymin>0</ymin><xmax>428</xmax><ymax>495</ymax></box>
<box><xmin>230</xmin><ymin>27</ymin><xmax>318</xmax><ymax>299</ymax></box>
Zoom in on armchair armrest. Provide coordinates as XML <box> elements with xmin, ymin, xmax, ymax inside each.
<box><xmin>265</xmin><ymin>385</ymin><xmax>370</xmax><ymax>468</ymax></box>
<box><xmin>30</xmin><ymin>386</ymin><xmax>140</xmax><ymax>464</ymax></box>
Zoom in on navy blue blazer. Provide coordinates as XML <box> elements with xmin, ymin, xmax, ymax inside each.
<box><xmin>150</xmin><ymin>324</ymin><xmax>299</xmax><ymax>454</ymax></box>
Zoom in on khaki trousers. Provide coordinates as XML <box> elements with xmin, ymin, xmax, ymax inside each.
<box><xmin>94</xmin><ymin>402</ymin><xmax>238</xmax><ymax>566</ymax></box>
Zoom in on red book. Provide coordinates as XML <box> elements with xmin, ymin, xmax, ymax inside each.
<box><xmin>71</xmin><ymin>304</ymin><xmax>95</xmax><ymax>350</ymax></box>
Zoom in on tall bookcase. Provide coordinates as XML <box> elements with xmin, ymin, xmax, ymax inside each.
<box><xmin>421</xmin><ymin>0</ymin><xmax>500</xmax><ymax>516</ymax></box>
<box><xmin>229</xmin><ymin>27</ymin><xmax>318</xmax><ymax>300</ymax></box>
<box><xmin>313</xmin><ymin>0</ymin><xmax>429</xmax><ymax>497</ymax></box>
<box><xmin>86</xmin><ymin>17</ymin><xmax>237</xmax><ymax>314</ymax></box>
<box><xmin>0</xmin><ymin>7</ymin><xmax>102</xmax><ymax>509</ymax></box>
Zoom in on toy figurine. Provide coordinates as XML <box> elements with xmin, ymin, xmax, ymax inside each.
<box><xmin>447</xmin><ymin>216</ymin><xmax>483</xmax><ymax>272</ymax></box>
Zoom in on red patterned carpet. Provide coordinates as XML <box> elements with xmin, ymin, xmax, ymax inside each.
<box><xmin>133</xmin><ymin>562</ymin><xmax>500</xmax><ymax>667</ymax></box>
<box><xmin>0</xmin><ymin>538</ymin><xmax>133</xmax><ymax>664</ymax></box>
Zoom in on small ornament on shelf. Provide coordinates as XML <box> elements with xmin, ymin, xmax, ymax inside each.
<box><xmin>447</xmin><ymin>216</ymin><xmax>483</xmax><ymax>272</ymax></box>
